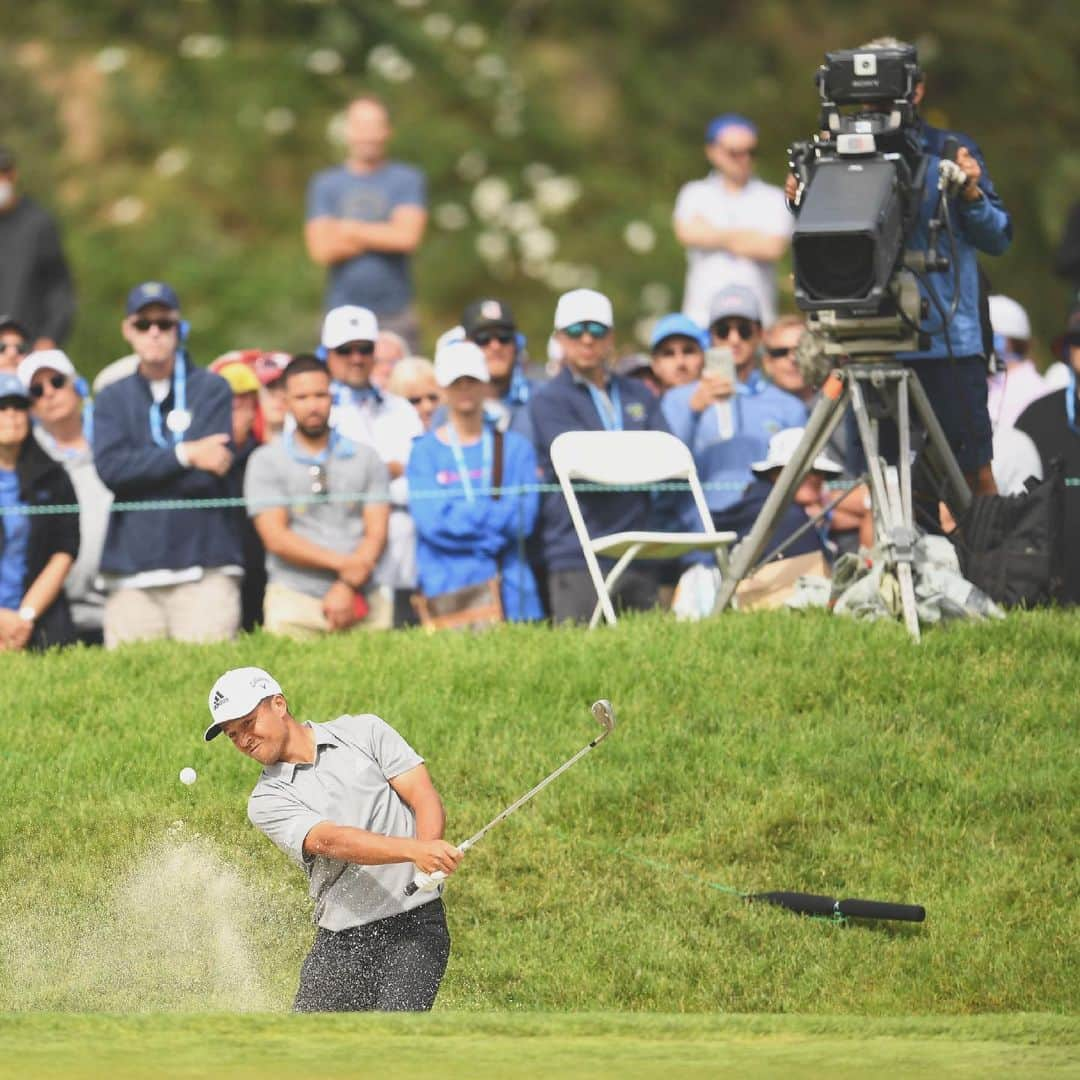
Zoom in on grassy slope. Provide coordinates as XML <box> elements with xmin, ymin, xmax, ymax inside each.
<box><xmin>0</xmin><ymin>1013</ymin><xmax>1077</xmax><ymax>1079</ymax></box>
<box><xmin>0</xmin><ymin>611</ymin><xmax>1077</xmax><ymax>1017</ymax></box>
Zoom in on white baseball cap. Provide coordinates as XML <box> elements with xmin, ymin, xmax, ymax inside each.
<box><xmin>751</xmin><ymin>427</ymin><xmax>843</xmax><ymax>476</ymax></box>
<box><xmin>554</xmin><ymin>289</ymin><xmax>614</xmax><ymax>331</ymax></box>
<box><xmin>988</xmin><ymin>295</ymin><xmax>1031</xmax><ymax>341</ymax></box>
<box><xmin>434</xmin><ymin>341</ymin><xmax>490</xmax><ymax>388</ymax></box>
<box><xmin>18</xmin><ymin>349</ymin><xmax>77</xmax><ymax>389</ymax></box>
<box><xmin>205</xmin><ymin>666</ymin><xmax>283</xmax><ymax>741</ymax></box>
<box><xmin>321</xmin><ymin>306</ymin><xmax>378</xmax><ymax>350</ymax></box>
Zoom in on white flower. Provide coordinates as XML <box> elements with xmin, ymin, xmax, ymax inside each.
<box><xmin>154</xmin><ymin>147</ymin><xmax>191</xmax><ymax>178</ymax></box>
<box><xmin>475</xmin><ymin>231</ymin><xmax>510</xmax><ymax>263</ymax></box>
<box><xmin>502</xmin><ymin>201</ymin><xmax>541</xmax><ymax>234</ymax></box>
<box><xmin>455</xmin><ymin>149</ymin><xmax>487</xmax><ymax>181</ymax></box>
<box><xmin>517</xmin><ymin>226</ymin><xmax>557</xmax><ymax>262</ymax></box>
<box><xmin>521</xmin><ymin>258</ymin><xmax>551</xmax><ymax>281</ymax></box>
<box><xmin>635</xmin><ymin>317</ymin><xmax>658</xmax><ymax>346</ymax></box>
<box><xmin>179</xmin><ymin>35</ymin><xmax>225</xmax><ymax>60</ymax></box>
<box><xmin>522</xmin><ymin>162</ymin><xmax>555</xmax><ymax>186</ymax></box>
<box><xmin>325</xmin><ymin>110</ymin><xmax>348</xmax><ymax>147</ymax></box>
<box><xmin>533</xmin><ymin>175</ymin><xmax>582</xmax><ymax>216</ymax></box>
<box><xmin>94</xmin><ymin>47</ymin><xmax>129</xmax><ymax>75</ymax></box>
<box><xmin>434</xmin><ymin>202</ymin><xmax>469</xmax><ymax>230</ymax></box>
<box><xmin>544</xmin><ymin>262</ymin><xmax>598</xmax><ymax>291</ymax></box>
<box><xmin>623</xmin><ymin>220</ymin><xmax>657</xmax><ymax>254</ymax></box>
<box><xmin>421</xmin><ymin>13</ymin><xmax>454</xmax><ymax>39</ymax></box>
<box><xmin>470</xmin><ymin>176</ymin><xmax>512</xmax><ymax>221</ymax></box>
<box><xmin>454</xmin><ymin>23</ymin><xmax>487</xmax><ymax>49</ymax></box>
<box><xmin>640</xmin><ymin>282</ymin><xmax>673</xmax><ymax>313</ymax></box>
<box><xmin>108</xmin><ymin>196</ymin><xmax>146</xmax><ymax>227</ymax></box>
<box><xmin>306</xmin><ymin>48</ymin><xmax>344</xmax><ymax>76</ymax></box>
<box><xmin>263</xmin><ymin>107</ymin><xmax>296</xmax><ymax>136</ymax></box>
<box><xmin>474</xmin><ymin>53</ymin><xmax>508</xmax><ymax>81</ymax></box>
<box><xmin>368</xmin><ymin>44</ymin><xmax>415</xmax><ymax>83</ymax></box>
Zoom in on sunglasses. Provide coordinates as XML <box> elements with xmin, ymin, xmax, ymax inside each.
<box><xmin>0</xmin><ymin>340</ymin><xmax>29</xmax><ymax>354</ymax></box>
<box><xmin>131</xmin><ymin>317</ymin><xmax>178</xmax><ymax>333</ymax></box>
<box><xmin>0</xmin><ymin>397</ymin><xmax>30</xmax><ymax>412</ymax></box>
<box><xmin>563</xmin><ymin>321</ymin><xmax>610</xmax><ymax>339</ymax></box>
<box><xmin>333</xmin><ymin>342</ymin><xmax>375</xmax><ymax>357</ymax></box>
<box><xmin>407</xmin><ymin>393</ymin><xmax>440</xmax><ymax>406</ymax></box>
<box><xmin>711</xmin><ymin>318</ymin><xmax>756</xmax><ymax>341</ymax></box>
<box><xmin>29</xmin><ymin>373</ymin><xmax>68</xmax><ymax>398</ymax></box>
<box><xmin>472</xmin><ymin>330</ymin><xmax>515</xmax><ymax>347</ymax></box>
<box><xmin>765</xmin><ymin>346</ymin><xmax>796</xmax><ymax>359</ymax></box>
<box><xmin>309</xmin><ymin>465</ymin><xmax>329</xmax><ymax>496</ymax></box>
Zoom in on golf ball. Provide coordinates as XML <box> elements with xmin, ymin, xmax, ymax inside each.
<box><xmin>179</xmin><ymin>767</ymin><xmax>197</xmax><ymax>786</ymax></box>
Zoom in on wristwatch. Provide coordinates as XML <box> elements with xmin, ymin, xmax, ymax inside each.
<box><xmin>18</xmin><ymin>605</ymin><xmax>37</xmax><ymax>623</ymax></box>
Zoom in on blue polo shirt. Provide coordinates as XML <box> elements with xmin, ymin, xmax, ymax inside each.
<box><xmin>662</xmin><ymin>370</ymin><xmax>807</xmax><ymax>513</ymax></box>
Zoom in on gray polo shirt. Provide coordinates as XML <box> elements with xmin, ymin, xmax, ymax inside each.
<box><xmin>248</xmin><ymin>715</ymin><xmax>437</xmax><ymax>931</ymax></box>
<box><xmin>243</xmin><ymin>433</ymin><xmax>390</xmax><ymax>599</ymax></box>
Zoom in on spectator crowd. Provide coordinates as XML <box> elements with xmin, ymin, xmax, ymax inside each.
<box><xmin>2</xmin><ymin>61</ymin><xmax>1079</xmax><ymax>651</ymax></box>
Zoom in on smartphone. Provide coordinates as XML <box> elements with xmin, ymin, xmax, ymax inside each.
<box><xmin>704</xmin><ymin>345</ymin><xmax>736</xmax><ymax>381</ymax></box>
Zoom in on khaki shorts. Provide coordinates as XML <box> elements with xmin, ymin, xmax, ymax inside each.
<box><xmin>104</xmin><ymin>571</ymin><xmax>241</xmax><ymax>649</ymax></box>
<box><xmin>263</xmin><ymin>582</ymin><xmax>393</xmax><ymax>641</ymax></box>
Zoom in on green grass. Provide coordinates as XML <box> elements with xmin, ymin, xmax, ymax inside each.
<box><xmin>1</xmin><ymin>1013</ymin><xmax>1076</xmax><ymax>1079</ymax></box>
<box><xmin>1</xmin><ymin>611</ymin><xmax>1078</xmax><ymax>1019</ymax></box>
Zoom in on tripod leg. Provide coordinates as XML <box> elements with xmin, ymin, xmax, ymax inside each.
<box><xmin>848</xmin><ymin>379</ymin><xmax>895</xmax><ymax>542</ymax></box>
<box><xmin>886</xmin><ymin>466</ymin><xmax>921</xmax><ymax>642</ymax></box>
<box><xmin>714</xmin><ymin>373</ymin><xmax>847</xmax><ymax>612</ymax></box>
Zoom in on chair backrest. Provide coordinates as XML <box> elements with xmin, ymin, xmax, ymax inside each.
<box><xmin>550</xmin><ymin>430</ymin><xmax>715</xmax><ymax>533</ymax></box>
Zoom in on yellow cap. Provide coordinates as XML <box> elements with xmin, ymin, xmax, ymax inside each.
<box><xmin>217</xmin><ymin>362</ymin><xmax>261</xmax><ymax>395</ymax></box>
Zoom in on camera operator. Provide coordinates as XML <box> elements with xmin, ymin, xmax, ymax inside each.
<box><xmin>786</xmin><ymin>38</ymin><xmax>1012</xmax><ymax>515</ymax></box>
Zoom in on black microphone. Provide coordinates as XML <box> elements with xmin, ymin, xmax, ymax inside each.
<box><xmin>942</xmin><ymin>135</ymin><xmax>959</xmax><ymax>163</ymax></box>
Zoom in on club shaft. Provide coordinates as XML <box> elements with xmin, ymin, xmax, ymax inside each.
<box><xmin>458</xmin><ymin>733</ymin><xmax>608</xmax><ymax>852</ymax></box>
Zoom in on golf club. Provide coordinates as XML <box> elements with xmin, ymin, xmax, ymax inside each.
<box><xmin>405</xmin><ymin>699</ymin><xmax>617</xmax><ymax>896</ymax></box>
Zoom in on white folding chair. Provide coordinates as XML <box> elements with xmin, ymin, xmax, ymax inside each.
<box><xmin>550</xmin><ymin>430</ymin><xmax>737</xmax><ymax>627</ymax></box>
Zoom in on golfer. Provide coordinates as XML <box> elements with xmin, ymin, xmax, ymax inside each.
<box><xmin>205</xmin><ymin>666</ymin><xmax>462</xmax><ymax>1011</ymax></box>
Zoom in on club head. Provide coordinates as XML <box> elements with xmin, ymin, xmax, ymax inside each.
<box><xmin>591</xmin><ymin>699</ymin><xmax>616</xmax><ymax>738</ymax></box>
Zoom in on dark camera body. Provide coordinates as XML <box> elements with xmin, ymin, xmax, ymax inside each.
<box><xmin>788</xmin><ymin>45</ymin><xmax>929</xmax><ymax>336</ymax></box>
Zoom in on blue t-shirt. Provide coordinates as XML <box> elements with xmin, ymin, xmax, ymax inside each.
<box><xmin>0</xmin><ymin>468</ymin><xmax>29</xmax><ymax>609</ymax></box>
<box><xmin>306</xmin><ymin>162</ymin><xmax>427</xmax><ymax>316</ymax></box>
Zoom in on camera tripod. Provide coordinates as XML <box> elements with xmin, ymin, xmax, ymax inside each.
<box><xmin>713</xmin><ymin>361</ymin><xmax>972</xmax><ymax>641</ymax></box>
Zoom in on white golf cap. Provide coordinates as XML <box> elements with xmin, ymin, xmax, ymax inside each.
<box><xmin>434</xmin><ymin>341</ymin><xmax>490</xmax><ymax>387</ymax></box>
<box><xmin>205</xmin><ymin>666</ymin><xmax>283</xmax><ymax>741</ymax></box>
<box><xmin>751</xmin><ymin>427</ymin><xmax>843</xmax><ymax>476</ymax></box>
<box><xmin>321</xmin><ymin>305</ymin><xmax>378</xmax><ymax>350</ymax></box>
<box><xmin>554</xmin><ymin>288</ymin><xmax>614</xmax><ymax>331</ymax></box>
<box><xmin>18</xmin><ymin>349</ymin><xmax>77</xmax><ymax>388</ymax></box>
<box><xmin>988</xmin><ymin>295</ymin><xmax>1031</xmax><ymax>341</ymax></box>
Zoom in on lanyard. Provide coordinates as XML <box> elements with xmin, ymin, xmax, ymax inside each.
<box><xmin>331</xmin><ymin>381</ymin><xmax>383</xmax><ymax>409</ymax></box>
<box><xmin>149</xmin><ymin>356</ymin><xmax>188</xmax><ymax>448</ymax></box>
<box><xmin>1066</xmin><ymin>369</ymin><xmax>1080</xmax><ymax>437</ymax></box>
<box><xmin>283</xmin><ymin>428</ymin><xmax>343</xmax><ymax>466</ymax></box>
<box><xmin>447</xmin><ymin>425</ymin><xmax>493</xmax><ymax>503</ymax></box>
<box><xmin>585</xmin><ymin>380</ymin><xmax>623</xmax><ymax>431</ymax></box>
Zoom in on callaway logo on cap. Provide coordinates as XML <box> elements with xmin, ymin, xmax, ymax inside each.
<box><xmin>204</xmin><ymin>666</ymin><xmax>284</xmax><ymax>741</ymax></box>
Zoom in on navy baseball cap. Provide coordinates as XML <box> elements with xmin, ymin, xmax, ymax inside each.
<box><xmin>650</xmin><ymin>313</ymin><xmax>708</xmax><ymax>352</ymax></box>
<box><xmin>0</xmin><ymin>313</ymin><xmax>29</xmax><ymax>337</ymax></box>
<box><xmin>126</xmin><ymin>281</ymin><xmax>180</xmax><ymax>315</ymax></box>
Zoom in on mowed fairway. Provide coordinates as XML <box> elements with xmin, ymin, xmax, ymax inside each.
<box><xmin>1</xmin><ymin>1013</ymin><xmax>1076</xmax><ymax>1079</ymax></box>
<box><xmin>1</xmin><ymin>611</ymin><xmax>1077</xmax><ymax>1074</ymax></box>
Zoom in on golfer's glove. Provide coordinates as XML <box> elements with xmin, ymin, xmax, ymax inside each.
<box><xmin>938</xmin><ymin>159</ymin><xmax>968</xmax><ymax>197</ymax></box>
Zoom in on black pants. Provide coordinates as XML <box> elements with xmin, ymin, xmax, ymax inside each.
<box><xmin>293</xmin><ymin>899</ymin><xmax>450</xmax><ymax>1013</ymax></box>
<box><xmin>547</xmin><ymin>566</ymin><xmax>658</xmax><ymax>624</ymax></box>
